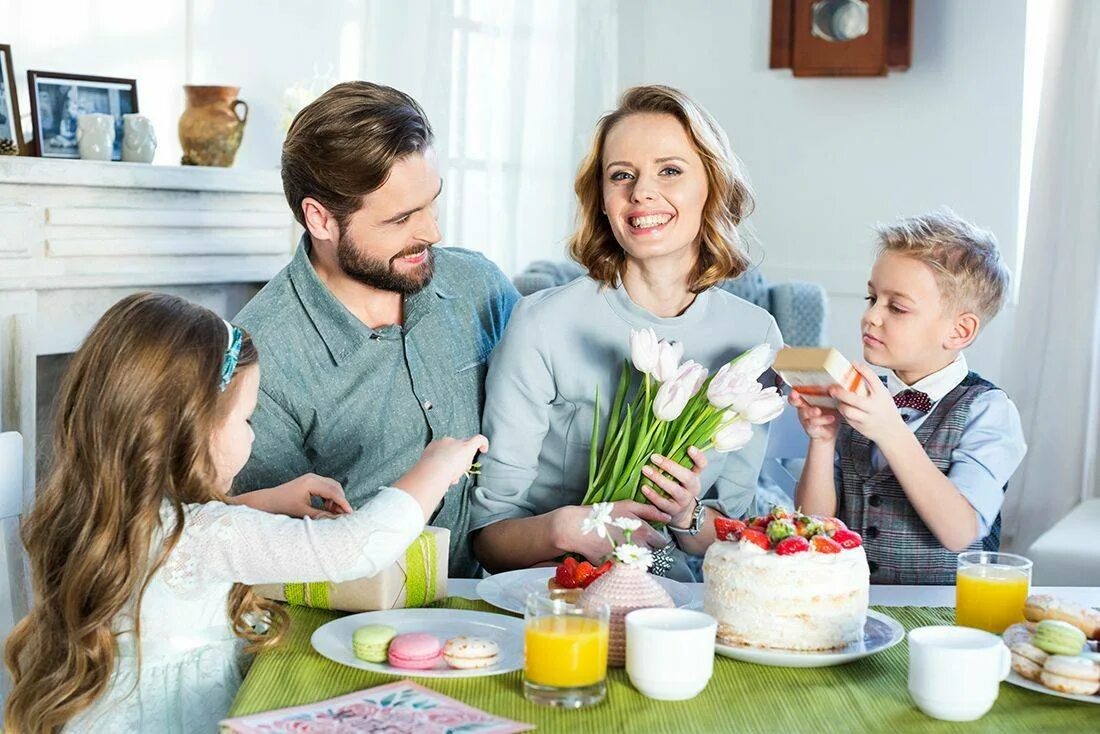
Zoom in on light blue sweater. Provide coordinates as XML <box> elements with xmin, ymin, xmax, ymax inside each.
<box><xmin>471</xmin><ymin>275</ymin><xmax>783</xmax><ymax>579</ymax></box>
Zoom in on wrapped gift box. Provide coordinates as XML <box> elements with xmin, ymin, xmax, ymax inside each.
<box><xmin>254</xmin><ymin>526</ymin><xmax>449</xmax><ymax>611</ymax></box>
<box><xmin>773</xmin><ymin>347</ymin><xmax>864</xmax><ymax>409</ymax></box>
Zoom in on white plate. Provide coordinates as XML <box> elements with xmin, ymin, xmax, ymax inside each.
<box><xmin>476</xmin><ymin>567</ymin><xmax>699</xmax><ymax>615</ymax></box>
<box><xmin>310</xmin><ymin>608</ymin><xmax>524</xmax><ymax>678</ymax></box>
<box><xmin>1005</xmin><ymin>670</ymin><xmax>1100</xmax><ymax>704</ymax></box>
<box><xmin>714</xmin><ymin>609</ymin><xmax>905</xmax><ymax>668</ymax></box>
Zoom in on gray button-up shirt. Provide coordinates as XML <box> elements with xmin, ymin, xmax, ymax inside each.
<box><xmin>233</xmin><ymin>235</ymin><xmax>519</xmax><ymax>577</ymax></box>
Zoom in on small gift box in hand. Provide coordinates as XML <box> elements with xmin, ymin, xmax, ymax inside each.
<box><xmin>254</xmin><ymin>527</ymin><xmax>449</xmax><ymax>611</ymax></box>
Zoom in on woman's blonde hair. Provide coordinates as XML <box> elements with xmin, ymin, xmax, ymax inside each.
<box><xmin>3</xmin><ymin>292</ymin><xmax>287</xmax><ymax>734</ymax></box>
<box><xmin>569</xmin><ymin>84</ymin><xmax>754</xmax><ymax>293</ymax></box>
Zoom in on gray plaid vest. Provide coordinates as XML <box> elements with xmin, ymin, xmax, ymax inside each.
<box><xmin>836</xmin><ymin>372</ymin><xmax>1005</xmax><ymax>585</ymax></box>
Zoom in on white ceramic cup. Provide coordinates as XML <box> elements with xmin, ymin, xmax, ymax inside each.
<box><xmin>908</xmin><ymin>625</ymin><xmax>1011</xmax><ymax>722</ymax></box>
<box><xmin>121</xmin><ymin>113</ymin><xmax>157</xmax><ymax>163</ymax></box>
<box><xmin>76</xmin><ymin>113</ymin><xmax>115</xmax><ymax>161</ymax></box>
<box><xmin>625</xmin><ymin>608</ymin><xmax>717</xmax><ymax>701</ymax></box>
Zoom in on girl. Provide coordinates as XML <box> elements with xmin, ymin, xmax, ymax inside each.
<box><xmin>3</xmin><ymin>292</ymin><xmax>486</xmax><ymax>733</ymax></box>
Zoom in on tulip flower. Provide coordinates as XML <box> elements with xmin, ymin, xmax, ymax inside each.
<box><xmin>629</xmin><ymin>328</ymin><xmax>660</xmax><ymax>376</ymax></box>
<box><xmin>733</xmin><ymin>386</ymin><xmax>785</xmax><ymax>424</ymax></box>
<box><xmin>653</xmin><ymin>340</ymin><xmax>684</xmax><ymax>382</ymax></box>
<box><xmin>714</xmin><ymin>419</ymin><xmax>753</xmax><ymax>453</ymax></box>
<box><xmin>653</xmin><ymin>361</ymin><xmax>708</xmax><ymax>421</ymax></box>
<box><xmin>727</xmin><ymin>344</ymin><xmax>777</xmax><ymax>380</ymax></box>
<box><xmin>707</xmin><ymin>363</ymin><xmax>763</xmax><ymax>409</ymax></box>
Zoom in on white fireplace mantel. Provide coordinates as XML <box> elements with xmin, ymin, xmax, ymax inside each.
<box><xmin>0</xmin><ymin>156</ymin><xmax>296</xmax><ymax>549</ymax></box>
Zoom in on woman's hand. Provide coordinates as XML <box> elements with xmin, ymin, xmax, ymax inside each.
<box><xmin>790</xmin><ymin>390</ymin><xmax>841</xmax><ymax>443</ymax></box>
<box><xmin>232</xmin><ymin>473</ymin><xmax>352</xmax><ymax>519</ymax></box>
<box><xmin>639</xmin><ymin>447</ymin><xmax>707</xmax><ymax>529</ymax></box>
<box><xmin>551</xmin><ymin>501</ymin><xmax>670</xmax><ymax>564</ymax></box>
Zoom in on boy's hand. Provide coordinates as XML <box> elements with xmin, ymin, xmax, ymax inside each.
<box><xmin>789</xmin><ymin>390</ymin><xmax>840</xmax><ymax>443</ymax></box>
<box><xmin>829</xmin><ymin>363</ymin><xmax>908</xmax><ymax>447</ymax></box>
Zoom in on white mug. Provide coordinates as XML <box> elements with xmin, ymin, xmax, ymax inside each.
<box><xmin>625</xmin><ymin>608</ymin><xmax>717</xmax><ymax>701</ymax></box>
<box><xmin>121</xmin><ymin>113</ymin><xmax>157</xmax><ymax>163</ymax></box>
<box><xmin>908</xmin><ymin>625</ymin><xmax>1010</xmax><ymax>721</ymax></box>
<box><xmin>76</xmin><ymin>113</ymin><xmax>115</xmax><ymax>161</ymax></box>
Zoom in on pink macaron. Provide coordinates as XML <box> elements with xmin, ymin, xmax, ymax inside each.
<box><xmin>387</xmin><ymin>633</ymin><xmax>443</xmax><ymax>670</ymax></box>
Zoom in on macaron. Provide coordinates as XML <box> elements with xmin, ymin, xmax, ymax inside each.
<box><xmin>442</xmin><ymin>636</ymin><xmax>501</xmax><ymax>670</ymax></box>
<box><xmin>352</xmin><ymin>624</ymin><xmax>397</xmax><ymax>663</ymax></box>
<box><xmin>387</xmin><ymin>633</ymin><xmax>443</xmax><ymax>670</ymax></box>
<box><xmin>1039</xmin><ymin>654</ymin><xmax>1100</xmax><ymax>696</ymax></box>
<box><xmin>1032</xmin><ymin>619</ymin><xmax>1087</xmax><ymax>656</ymax></box>
<box><xmin>1009</xmin><ymin>641</ymin><xmax>1049</xmax><ymax>682</ymax></box>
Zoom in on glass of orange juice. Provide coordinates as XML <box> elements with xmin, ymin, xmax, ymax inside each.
<box><xmin>523</xmin><ymin>592</ymin><xmax>610</xmax><ymax>707</ymax></box>
<box><xmin>955</xmin><ymin>551</ymin><xmax>1032</xmax><ymax>634</ymax></box>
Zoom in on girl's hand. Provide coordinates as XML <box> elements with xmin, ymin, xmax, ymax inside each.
<box><xmin>233</xmin><ymin>473</ymin><xmax>351</xmax><ymax>519</ymax></box>
<box><xmin>552</xmin><ymin>502</ymin><xmax>670</xmax><ymax>564</ymax></box>
<box><xmin>639</xmin><ymin>447</ymin><xmax>707</xmax><ymax>529</ymax></box>
<box><xmin>417</xmin><ymin>435</ymin><xmax>490</xmax><ymax>486</ymax></box>
<box><xmin>790</xmin><ymin>389</ymin><xmax>841</xmax><ymax>443</ymax></box>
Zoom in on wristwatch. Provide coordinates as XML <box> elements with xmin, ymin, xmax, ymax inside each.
<box><xmin>667</xmin><ymin>498</ymin><xmax>706</xmax><ymax>536</ymax></box>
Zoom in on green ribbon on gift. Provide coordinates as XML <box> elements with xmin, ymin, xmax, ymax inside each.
<box><xmin>280</xmin><ymin>530</ymin><xmax>437</xmax><ymax>610</ymax></box>
<box><xmin>403</xmin><ymin>530</ymin><xmax>437</xmax><ymax>608</ymax></box>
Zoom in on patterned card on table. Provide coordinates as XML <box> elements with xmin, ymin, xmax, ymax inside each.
<box><xmin>219</xmin><ymin>679</ymin><xmax>534</xmax><ymax>733</ymax></box>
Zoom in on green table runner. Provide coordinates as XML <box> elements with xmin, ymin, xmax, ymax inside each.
<box><xmin>229</xmin><ymin>599</ymin><xmax>1095</xmax><ymax>732</ymax></box>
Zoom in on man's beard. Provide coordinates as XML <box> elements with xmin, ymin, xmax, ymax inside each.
<box><xmin>336</xmin><ymin>231</ymin><xmax>435</xmax><ymax>295</ymax></box>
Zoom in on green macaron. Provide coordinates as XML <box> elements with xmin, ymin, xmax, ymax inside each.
<box><xmin>1031</xmin><ymin>619</ymin><xmax>1087</xmax><ymax>656</ymax></box>
<box><xmin>352</xmin><ymin>624</ymin><xmax>398</xmax><ymax>663</ymax></box>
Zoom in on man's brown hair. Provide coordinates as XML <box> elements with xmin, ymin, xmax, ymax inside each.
<box><xmin>281</xmin><ymin>81</ymin><xmax>434</xmax><ymax>228</ymax></box>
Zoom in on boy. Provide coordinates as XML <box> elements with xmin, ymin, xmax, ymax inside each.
<box><xmin>793</xmin><ymin>211</ymin><xmax>1026</xmax><ymax>584</ymax></box>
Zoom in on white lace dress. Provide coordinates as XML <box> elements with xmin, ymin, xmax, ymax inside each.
<box><xmin>64</xmin><ymin>487</ymin><xmax>424</xmax><ymax>733</ymax></box>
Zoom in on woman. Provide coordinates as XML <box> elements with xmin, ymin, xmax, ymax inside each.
<box><xmin>471</xmin><ymin>85</ymin><xmax>782</xmax><ymax>580</ymax></box>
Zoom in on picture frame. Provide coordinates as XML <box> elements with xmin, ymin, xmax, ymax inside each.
<box><xmin>26</xmin><ymin>70</ymin><xmax>138</xmax><ymax>160</ymax></box>
<box><xmin>0</xmin><ymin>44</ymin><xmax>24</xmax><ymax>154</ymax></box>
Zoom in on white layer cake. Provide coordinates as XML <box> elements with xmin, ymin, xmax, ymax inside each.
<box><xmin>703</xmin><ymin>539</ymin><xmax>870</xmax><ymax>651</ymax></box>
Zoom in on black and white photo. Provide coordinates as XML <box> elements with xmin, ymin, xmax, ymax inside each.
<box><xmin>27</xmin><ymin>70</ymin><xmax>137</xmax><ymax>159</ymax></box>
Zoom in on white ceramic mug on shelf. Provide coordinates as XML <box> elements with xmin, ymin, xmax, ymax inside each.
<box><xmin>625</xmin><ymin>608</ymin><xmax>717</xmax><ymax>701</ymax></box>
<box><xmin>908</xmin><ymin>625</ymin><xmax>1011</xmax><ymax>722</ymax></box>
<box><xmin>122</xmin><ymin>114</ymin><xmax>157</xmax><ymax>163</ymax></box>
<box><xmin>76</xmin><ymin>113</ymin><xmax>115</xmax><ymax>161</ymax></box>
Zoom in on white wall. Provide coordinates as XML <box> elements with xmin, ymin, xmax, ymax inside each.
<box><xmin>618</xmin><ymin>0</ymin><xmax>1026</xmax><ymax>383</ymax></box>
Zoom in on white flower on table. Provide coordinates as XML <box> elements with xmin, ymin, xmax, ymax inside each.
<box><xmin>613</xmin><ymin>543</ymin><xmax>654</xmax><ymax>569</ymax></box>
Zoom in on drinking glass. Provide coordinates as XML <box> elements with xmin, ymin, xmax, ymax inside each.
<box><xmin>523</xmin><ymin>592</ymin><xmax>609</xmax><ymax>708</ymax></box>
<box><xmin>955</xmin><ymin>551</ymin><xmax>1032</xmax><ymax>634</ymax></box>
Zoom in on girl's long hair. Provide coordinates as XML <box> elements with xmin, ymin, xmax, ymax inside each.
<box><xmin>4</xmin><ymin>292</ymin><xmax>288</xmax><ymax>733</ymax></box>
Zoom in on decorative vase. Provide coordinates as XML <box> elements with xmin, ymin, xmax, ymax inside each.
<box><xmin>178</xmin><ymin>85</ymin><xmax>249</xmax><ymax>167</ymax></box>
<box><xmin>579</xmin><ymin>563</ymin><xmax>674</xmax><ymax>667</ymax></box>
<box><xmin>76</xmin><ymin>113</ymin><xmax>115</xmax><ymax>161</ymax></box>
<box><xmin>122</xmin><ymin>114</ymin><xmax>157</xmax><ymax>163</ymax></box>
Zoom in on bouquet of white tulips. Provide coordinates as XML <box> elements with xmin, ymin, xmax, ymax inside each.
<box><xmin>580</xmin><ymin>329</ymin><xmax>784</xmax><ymax>506</ymax></box>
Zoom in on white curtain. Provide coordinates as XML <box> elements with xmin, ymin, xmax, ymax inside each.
<box><xmin>1001</xmin><ymin>0</ymin><xmax>1100</xmax><ymax>552</ymax></box>
<box><xmin>365</xmin><ymin>0</ymin><xmax>618</xmax><ymax>277</ymax></box>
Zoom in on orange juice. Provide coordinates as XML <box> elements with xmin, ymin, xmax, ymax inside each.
<box><xmin>955</xmin><ymin>565</ymin><xmax>1029</xmax><ymax>633</ymax></box>
<box><xmin>524</xmin><ymin>615</ymin><xmax>609</xmax><ymax>688</ymax></box>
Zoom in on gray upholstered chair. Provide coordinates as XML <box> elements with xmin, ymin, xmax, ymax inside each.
<box><xmin>512</xmin><ymin>260</ymin><xmax>827</xmax><ymax>346</ymax></box>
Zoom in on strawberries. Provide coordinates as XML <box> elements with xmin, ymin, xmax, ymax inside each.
<box><xmin>553</xmin><ymin>558</ymin><xmax>612</xmax><ymax>589</ymax></box>
<box><xmin>775</xmin><ymin>536</ymin><xmax>810</xmax><ymax>555</ymax></box>
<box><xmin>832</xmin><ymin>529</ymin><xmax>863</xmax><ymax>549</ymax></box>
<box><xmin>740</xmin><ymin>528</ymin><xmax>771</xmax><ymax>551</ymax></box>
<box><xmin>811</xmin><ymin>535</ymin><xmax>842</xmax><ymax>554</ymax></box>
<box><xmin>714</xmin><ymin>517</ymin><xmax>747</xmax><ymax>542</ymax></box>
<box><xmin>768</xmin><ymin>506</ymin><xmax>792</xmax><ymax>521</ymax></box>
<box><xmin>793</xmin><ymin>516</ymin><xmax>825</xmax><ymax>539</ymax></box>
<box><xmin>766</xmin><ymin>518</ymin><xmax>796</xmax><ymax>544</ymax></box>
<box><xmin>822</xmin><ymin>517</ymin><xmax>848</xmax><ymax>536</ymax></box>
<box><xmin>748</xmin><ymin>516</ymin><xmax>769</xmax><ymax>531</ymax></box>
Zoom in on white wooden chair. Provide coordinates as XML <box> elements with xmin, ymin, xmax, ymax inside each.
<box><xmin>0</xmin><ymin>431</ymin><xmax>25</xmax><ymax>710</ymax></box>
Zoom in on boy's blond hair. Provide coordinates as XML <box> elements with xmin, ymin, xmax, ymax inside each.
<box><xmin>876</xmin><ymin>210</ymin><xmax>1010</xmax><ymax>325</ymax></box>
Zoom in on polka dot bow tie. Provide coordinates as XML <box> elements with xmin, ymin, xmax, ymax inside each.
<box><xmin>893</xmin><ymin>389</ymin><xmax>933</xmax><ymax>414</ymax></box>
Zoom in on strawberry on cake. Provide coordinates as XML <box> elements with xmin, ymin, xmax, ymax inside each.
<box><xmin>703</xmin><ymin>507</ymin><xmax>870</xmax><ymax>651</ymax></box>
<box><xmin>548</xmin><ymin>557</ymin><xmax>613</xmax><ymax>603</ymax></box>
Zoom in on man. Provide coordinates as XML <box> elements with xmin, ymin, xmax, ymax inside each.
<box><xmin>234</xmin><ymin>82</ymin><xmax>519</xmax><ymax>577</ymax></box>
